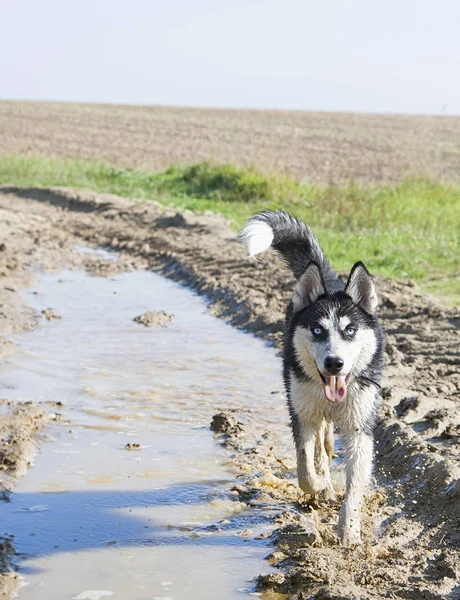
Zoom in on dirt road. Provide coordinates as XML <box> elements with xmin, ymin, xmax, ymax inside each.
<box><xmin>2</xmin><ymin>101</ymin><xmax>460</xmax><ymax>184</ymax></box>
<box><xmin>0</xmin><ymin>186</ymin><xmax>458</xmax><ymax>599</ymax></box>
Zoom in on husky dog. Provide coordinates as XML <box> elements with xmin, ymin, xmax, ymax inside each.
<box><xmin>241</xmin><ymin>210</ymin><xmax>384</xmax><ymax>545</ymax></box>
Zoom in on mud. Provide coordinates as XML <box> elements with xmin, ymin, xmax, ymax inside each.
<box><xmin>0</xmin><ymin>197</ymin><xmax>142</xmax><ymax>595</ymax></box>
<box><xmin>0</xmin><ymin>185</ymin><xmax>458</xmax><ymax>599</ymax></box>
<box><xmin>1</xmin><ymin>268</ymin><xmax>283</xmax><ymax>599</ymax></box>
<box><xmin>0</xmin><ymin>401</ymin><xmax>46</xmax><ymax>597</ymax></box>
<box><xmin>133</xmin><ymin>310</ymin><xmax>174</xmax><ymax>327</ymax></box>
<box><xmin>0</xmin><ymin>401</ymin><xmax>45</xmax><ymax>485</ymax></box>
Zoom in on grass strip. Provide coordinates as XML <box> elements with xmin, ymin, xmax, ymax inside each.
<box><xmin>0</xmin><ymin>155</ymin><xmax>458</xmax><ymax>304</ymax></box>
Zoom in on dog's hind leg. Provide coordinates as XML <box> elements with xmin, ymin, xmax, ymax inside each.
<box><xmin>324</xmin><ymin>422</ymin><xmax>334</xmax><ymax>464</ymax></box>
<box><xmin>295</xmin><ymin>423</ymin><xmax>328</xmax><ymax>496</ymax></box>
<box><xmin>338</xmin><ymin>430</ymin><xmax>373</xmax><ymax>546</ymax></box>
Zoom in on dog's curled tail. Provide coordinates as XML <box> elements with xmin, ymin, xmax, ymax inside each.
<box><xmin>240</xmin><ymin>210</ymin><xmax>332</xmax><ymax>280</ymax></box>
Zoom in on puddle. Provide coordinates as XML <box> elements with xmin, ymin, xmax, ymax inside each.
<box><xmin>0</xmin><ymin>267</ymin><xmax>292</xmax><ymax>599</ymax></box>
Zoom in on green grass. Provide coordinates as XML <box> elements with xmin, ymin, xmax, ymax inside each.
<box><xmin>0</xmin><ymin>154</ymin><xmax>458</xmax><ymax>304</ymax></box>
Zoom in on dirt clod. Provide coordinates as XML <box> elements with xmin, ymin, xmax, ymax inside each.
<box><xmin>133</xmin><ymin>310</ymin><xmax>174</xmax><ymax>327</ymax></box>
<box><xmin>40</xmin><ymin>308</ymin><xmax>61</xmax><ymax>321</ymax></box>
<box><xmin>124</xmin><ymin>443</ymin><xmax>141</xmax><ymax>451</ymax></box>
<box><xmin>0</xmin><ymin>402</ymin><xmax>45</xmax><ymax>485</ymax></box>
<box><xmin>210</xmin><ymin>412</ymin><xmax>243</xmax><ymax>438</ymax></box>
<box><xmin>256</xmin><ymin>572</ymin><xmax>286</xmax><ymax>592</ymax></box>
<box><xmin>274</xmin><ymin>517</ymin><xmax>320</xmax><ymax>550</ymax></box>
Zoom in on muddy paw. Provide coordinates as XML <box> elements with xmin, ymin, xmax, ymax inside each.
<box><xmin>338</xmin><ymin>508</ymin><xmax>361</xmax><ymax>546</ymax></box>
<box><xmin>298</xmin><ymin>475</ymin><xmax>328</xmax><ymax>496</ymax></box>
<box><xmin>318</xmin><ymin>486</ymin><xmax>338</xmax><ymax>504</ymax></box>
<box><xmin>340</xmin><ymin>523</ymin><xmax>361</xmax><ymax>547</ymax></box>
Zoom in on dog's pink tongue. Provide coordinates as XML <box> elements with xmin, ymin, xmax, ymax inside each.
<box><xmin>324</xmin><ymin>376</ymin><xmax>347</xmax><ymax>403</ymax></box>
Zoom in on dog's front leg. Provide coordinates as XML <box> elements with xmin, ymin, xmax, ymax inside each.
<box><xmin>338</xmin><ymin>430</ymin><xmax>373</xmax><ymax>546</ymax></box>
<box><xmin>296</xmin><ymin>424</ymin><xmax>328</xmax><ymax>495</ymax></box>
<box><xmin>316</xmin><ymin>423</ymin><xmax>337</xmax><ymax>503</ymax></box>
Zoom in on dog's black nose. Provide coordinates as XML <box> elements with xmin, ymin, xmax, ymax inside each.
<box><xmin>324</xmin><ymin>356</ymin><xmax>344</xmax><ymax>374</ymax></box>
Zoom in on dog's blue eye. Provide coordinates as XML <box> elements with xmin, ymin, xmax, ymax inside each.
<box><xmin>313</xmin><ymin>327</ymin><xmax>323</xmax><ymax>336</ymax></box>
<box><xmin>346</xmin><ymin>327</ymin><xmax>356</xmax><ymax>336</ymax></box>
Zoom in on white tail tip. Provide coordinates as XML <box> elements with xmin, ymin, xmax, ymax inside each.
<box><xmin>240</xmin><ymin>219</ymin><xmax>274</xmax><ymax>258</ymax></box>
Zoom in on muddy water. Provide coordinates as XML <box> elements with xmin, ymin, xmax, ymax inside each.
<box><xmin>0</xmin><ymin>266</ymin><xmax>291</xmax><ymax>600</ymax></box>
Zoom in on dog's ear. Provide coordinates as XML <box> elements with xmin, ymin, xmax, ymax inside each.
<box><xmin>293</xmin><ymin>262</ymin><xmax>326</xmax><ymax>311</ymax></box>
<box><xmin>345</xmin><ymin>262</ymin><xmax>378</xmax><ymax>314</ymax></box>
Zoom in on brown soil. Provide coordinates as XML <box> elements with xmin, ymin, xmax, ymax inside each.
<box><xmin>0</xmin><ymin>402</ymin><xmax>46</xmax><ymax>598</ymax></box>
<box><xmin>0</xmin><ymin>186</ymin><xmax>458</xmax><ymax>599</ymax></box>
<box><xmin>2</xmin><ymin>101</ymin><xmax>460</xmax><ymax>184</ymax></box>
<box><xmin>0</xmin><ymin>194</ymin><xmax>146</xmax><ymax>596</ymax></box>
<box><xmin>0</xmin><ymin>402</ymin><xmax>45</xmax><ymax>486</ymax></box>
<box><xmin>133</xmin><ymin>310</ymin><xmax>174</xmax><ymax>327</ymax></box>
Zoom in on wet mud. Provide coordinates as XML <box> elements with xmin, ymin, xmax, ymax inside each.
<box><xmin>0</xmin><ymin>268</ymin><xmax>287</xmax><ymax>599</ymax></box>
<box><xmin>0</xmin><ymin>401</ymin><xmax>45</xmax><ymax>597</ymax></box>
<box><xmin>0</xmin><ymin>186</ymin><xmax>458</xmax><ymax>599</ymax></box>
<box><xmin>133</xmin><ymin>310</ymin><xmax>174</xmax><ymax>327</ymax></box>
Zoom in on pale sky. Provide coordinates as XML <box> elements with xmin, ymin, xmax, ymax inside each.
<box><xmin>1</xmin><ymin>0</ymin><xmax>459</xmax><ymax>115</ymax></box>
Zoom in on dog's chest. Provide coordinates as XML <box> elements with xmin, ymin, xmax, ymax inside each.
<box><xmin>288</xmin><ymin>371</ymin><xmax>369</xmax><ymax>428</ymax></box>
<box><xmin>289</xmin><ymin>373</ymin><xmax>336</xmax><ymax>423</ymax></box>
<box><xmin>288</xmin><ymin>371</ymin><xmax>378</xmax><ymax>432</ymax></box>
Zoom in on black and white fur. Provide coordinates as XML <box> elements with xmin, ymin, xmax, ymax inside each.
<box><xmin>241</xmin><ymin>210</ymin><xmax>384</xmax><ymax>546</ymax></box>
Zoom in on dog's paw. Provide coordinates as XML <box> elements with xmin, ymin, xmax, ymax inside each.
<box><xmin>339</xmin><ymin>523</ymin><xmax>361</xmax><ymax>547</ymax></box>
<box><xmin>338</xmin><ymin>506</ymin><xmax>361</xmax><ymax>546</ymax></box>
<box><xmin>319</xmin><ymin>486</ymin><xmax>338</xmax><ymax>504</ymax></box>
<box><xmin>298</xmin><ymin>475</ymin><xmax>328</xmax><ymax>496</ymax></box>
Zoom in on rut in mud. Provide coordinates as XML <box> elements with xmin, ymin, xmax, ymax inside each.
<box><xmin>0</xmin><ymin>267</ymin><xmax>292</xmax><ymax>599</ymax></box>
<box><xmin>0</xmin><ymin>186</ymin><xmax>458</xmax><ymax>599</ymax></box>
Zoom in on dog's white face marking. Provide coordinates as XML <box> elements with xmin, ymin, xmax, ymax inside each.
<box><xmin>293</xmin><ymin>308</ymin><xmax>377</xmax><ymax>381</ymax></box>
<box><xmin>339</xmin><ymin>316</ymin><xmax>351</xmax><ymax>330</ymax></box>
